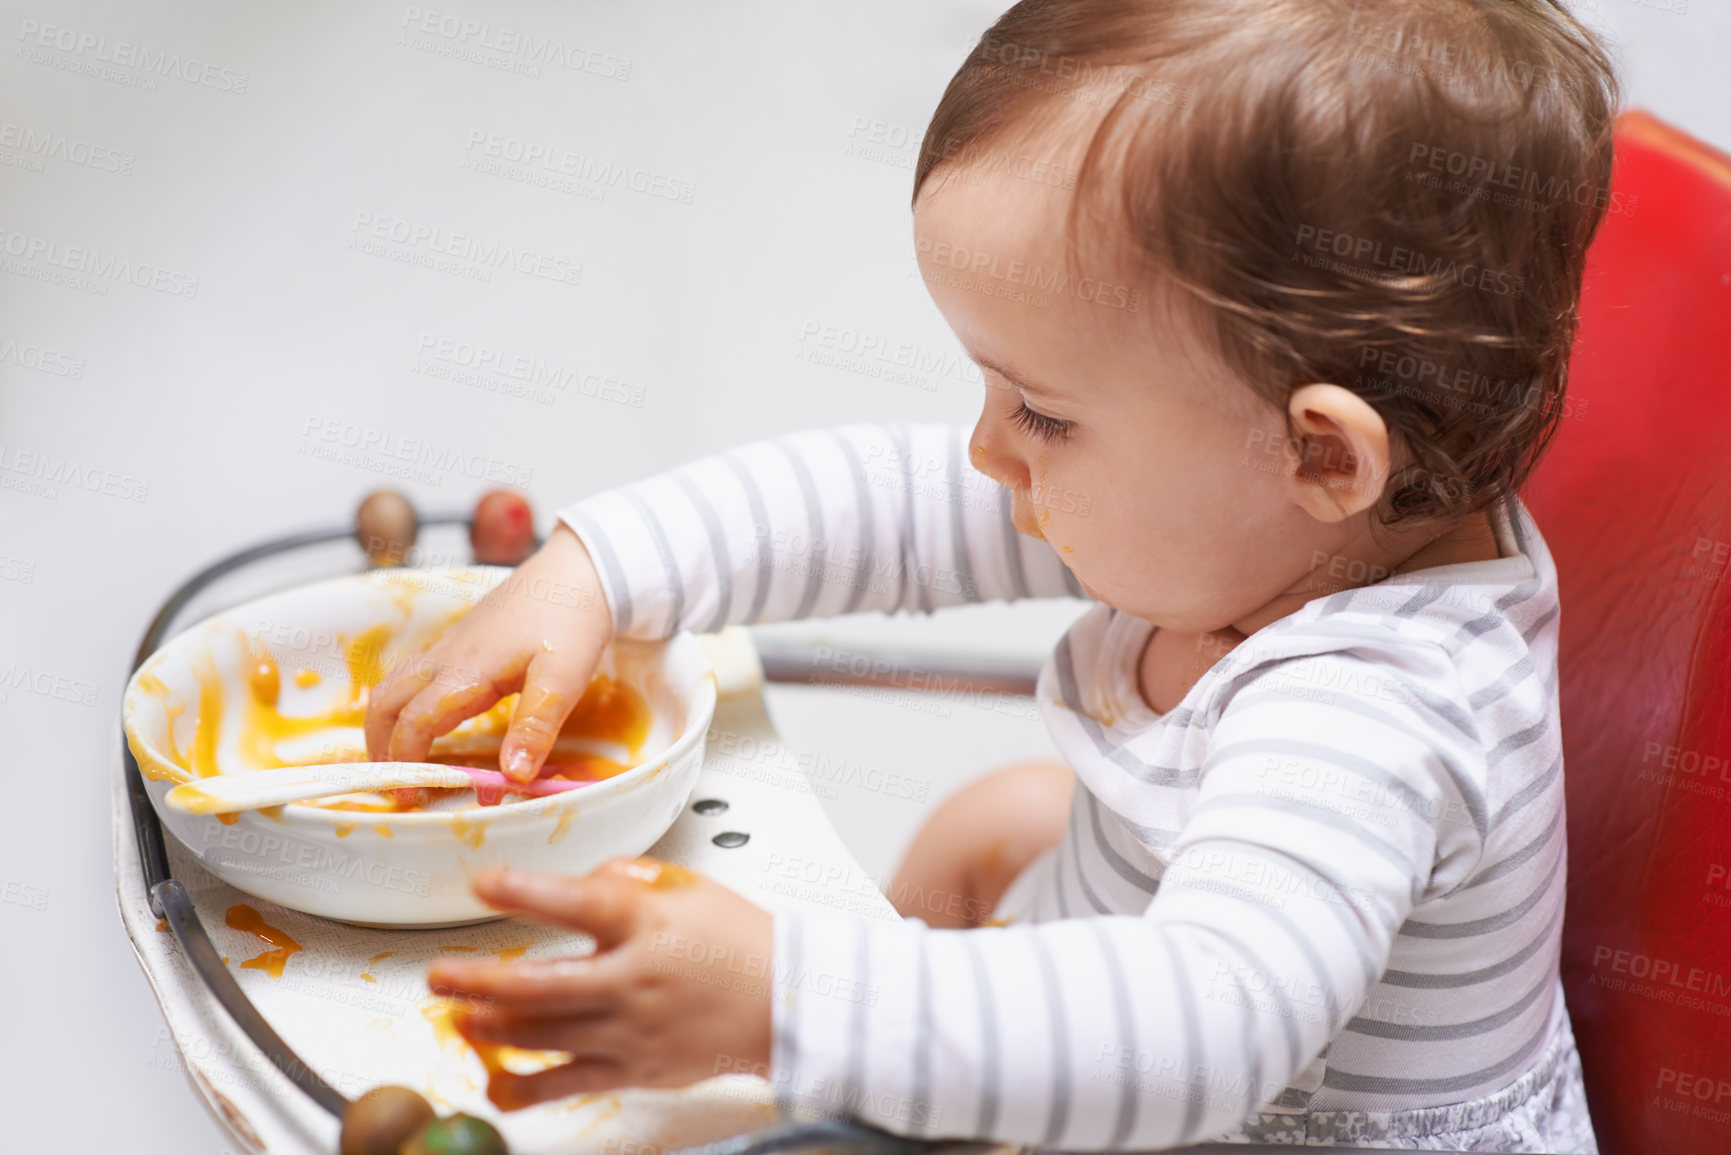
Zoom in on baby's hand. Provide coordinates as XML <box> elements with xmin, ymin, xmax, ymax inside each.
<box><xmin>364</xmin><ymin>523</ymin><xmax>613</xmax><ymax>782</ymax></box>
<box><xmin>429</xmin><ymin>857</ymin><xmax>774</xmax><ymax>1107</ymax></box>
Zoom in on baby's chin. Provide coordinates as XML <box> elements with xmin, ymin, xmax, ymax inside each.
<box><xmin>1051</xmin><ymin>550</ymin><xmax>1102</xmax><ymax>602</ymax></box>
<box><xmin>1078</xmin><ymin>579</ymin><xmax>1212</xmax><ymax>625</ymax></box>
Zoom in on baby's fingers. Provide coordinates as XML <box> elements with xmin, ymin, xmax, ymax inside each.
<box><xmin>471</xmin><ymin>865</ymin><xmax>638</xmax><ymax>949</ymax></box>
<box><xmin>364</xmin><ymin>659</ymin><xmax>436</xmax><ymax>760</ymax></box>
<box><xmin>458</xmin><ymin>1009</ymin><xmax>607</xmax><ymax>1052</ymax></box>
<box><xmin>430</xmin><ymin>956</ymin><xmax>616</xmax><ymax>1016</ymax></box>
<box><xmin>388</xmin><ymin>672</ymin><xmax>511</xmax><ymax>764</ymax></box>
<box><xmin>486</xmin><ymin>1059</ymin><xmax>624</xmax><ymax>1111</ymax></box>
<box><xmin>499</xmin><ymin>648</ymin><xmax>597</xmax><ymax>782</ymax></box>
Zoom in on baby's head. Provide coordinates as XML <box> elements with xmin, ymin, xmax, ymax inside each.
<box><xmin>911</xmin><ymin>0</ymin><xmax>1618</xmax><ymax>632</ymax></box>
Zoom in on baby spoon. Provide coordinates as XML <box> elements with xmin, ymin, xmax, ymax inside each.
<box><xmin>165</xmin><ymin>762</ymin><xmax>591</xmax><ymax>815</ymax></box>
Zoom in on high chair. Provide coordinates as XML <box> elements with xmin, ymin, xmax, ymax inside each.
<box><xmin>118</xmin><ymin>109</ymin><xmax>1729</xmax><ymax>1155</ymax></box>
<box><xmin>1520</xmin><ymin>109</ymin><xmax>1731</xmax><ymax>1155</ymax></box>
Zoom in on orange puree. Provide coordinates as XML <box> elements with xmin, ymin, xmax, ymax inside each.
<box><xmin>557</xmin><ymin>673</ymin><xmax>651</xmax><ymax>752</ymax></box>
<box><xmin>133</xmin><ymin>674</ymin><xmax>191</xmax><ymax>784</ymax></box>
<box><xmin>225</xmin><ymin>904</ymin><xmax>302</xmax><ymax>978</ymax></box>
<box><xmin>150</xmin><ymin>616</ymin><xmax>653</xmax><ymax>813</ymax></box>
<box><xmin>341</xmin><ymin>623</ymin><xmax>395</xmax><ymax>718</ymax></box>
<box><xmin>360</xmin><ymin>950</ymin><xmax>396</xmax><ymax>982</ymax></box>
<box><xmin>617</xmin><ymin>858</ymin><xmax>698</xmax><ymax>889</ymax></box>
<box><xmin>191</xmin><ymin>656</ymin><xmax>225</xmax><ymax>778</ymax></box>
<box><xmin>422</xmin><ymin>997</ymin><xmax>568</xmax><ymax>1112</ymax></box>
<box><xmin>247</xmin><ymin>645</ymin><xmax>280</xmax><ymax>707</ymax></box>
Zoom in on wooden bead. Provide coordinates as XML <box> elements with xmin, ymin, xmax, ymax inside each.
<box><xmin>355</xmin><ymin>490</ymin><xmax>418</xmax><ymax>567</ymax></box>
<box><xmin>470</xmin><ymin>489</ymin><xmax>535</xmax><ymax>566</ymax></box>
<box><xmin>339</xmin><ymin>1085</ymin><xmax>435</xmax><ymax>1155</ymax></box>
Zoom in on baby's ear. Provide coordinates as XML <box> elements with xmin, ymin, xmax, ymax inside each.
<box><xmin>1282</xmin><ymin>383</ymin><xmax>1391</xmax><ymax>523</ymax></box>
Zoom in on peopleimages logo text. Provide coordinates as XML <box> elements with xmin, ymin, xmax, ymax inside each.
<box><xmin>298</xmin><ymin>417</ymin><xmax>535</xmax><ymax>488</ymax></box>
<box><xmin>350</xmin><ymin>212</ymin><xmax>582</xmax><ymax>287</ymax></box>
<box><xmin>0</xmin><ymin>226</ymin><xmax>199</xmax><ymax>297</ymax></box>
<box><xmin>16</xmin><ymin>20</ymin><xmax>249</xmax><ymax>92</ymax></box>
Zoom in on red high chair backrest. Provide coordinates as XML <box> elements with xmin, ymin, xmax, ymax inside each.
<box><xmin>1522</xmin><ymin>110</ymin><xmax>1731</xmax><ymax>1155</ymax></box>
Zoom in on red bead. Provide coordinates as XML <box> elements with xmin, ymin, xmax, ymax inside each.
<box><xmin>471</xmin><ymin>489</ymin><xmax>536</xmax><ymax>566</ymax></box>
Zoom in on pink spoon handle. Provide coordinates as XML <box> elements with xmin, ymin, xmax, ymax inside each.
<box><xmin>455</xmin><ymin>767</ymin><xmax>598</xmax><ymax>796</ymax></box>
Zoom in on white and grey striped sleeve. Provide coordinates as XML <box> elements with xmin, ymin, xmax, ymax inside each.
<box><xmin>554</xmin><ymin>421</ymin><xmax>1083</xmax><ymax>639</ymax></box>
<box><xmin>767</xmin><ymin>643</ymin><xmax>1483</xmax><ymax>1147</ymax></box>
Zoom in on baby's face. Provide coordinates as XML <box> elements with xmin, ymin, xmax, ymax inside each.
<box><xmin>913</xmin><ymin>143</ymin><xmax>1331</xmax><ymax>632</ymax></box>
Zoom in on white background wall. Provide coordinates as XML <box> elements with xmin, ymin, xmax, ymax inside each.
<box><xmin>0</xmin><ymin>1</ymin><xmax>1722</xmax><ymax>1150</ymax></box>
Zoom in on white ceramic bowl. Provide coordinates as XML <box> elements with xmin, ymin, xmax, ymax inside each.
<box><xmin>123</xmin><ymin>567</ymin><xmax>715</xmax><ymax>927</ymax></box>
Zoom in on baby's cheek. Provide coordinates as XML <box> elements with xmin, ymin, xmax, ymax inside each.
<box><xmin>1064</xmin><ymin>499</ymin><xmax>1153</xmax><ymax>578</ymax></box>
<box><xmin>1037</xmin><ymin>473</ymin><xmax>1094</xmax><ymax>524</ymax></box>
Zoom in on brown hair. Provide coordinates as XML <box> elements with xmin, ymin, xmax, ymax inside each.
<box><xmin>913</xmin><ymin>0</ymin><xmax>1620</xmax><ymax>527</ymax></box>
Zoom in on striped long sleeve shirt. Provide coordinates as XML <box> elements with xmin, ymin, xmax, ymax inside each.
<box><xmin>557</xmin><ymin>421</ymin><xmax>1581</xmax><ymax>1150</ymax></box>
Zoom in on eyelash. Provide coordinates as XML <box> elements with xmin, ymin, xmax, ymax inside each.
<box><xmin>1010</xmin><ymin>400</ymin><xmax>1073</xmax><ymax>444</ymax></box>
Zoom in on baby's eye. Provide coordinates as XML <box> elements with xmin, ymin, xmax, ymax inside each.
<box><xmin>1010</xmin><ymin>399</ymin><xmax>1073</xmax><ymax>444</ymax></box>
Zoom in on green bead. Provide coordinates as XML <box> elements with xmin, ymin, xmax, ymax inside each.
<box><xmin>399</xmin><ymin>1114</ymin><xmax>507</xmax><ymax>1155</ymax></box>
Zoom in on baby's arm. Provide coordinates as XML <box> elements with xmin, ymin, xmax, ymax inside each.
<box><xmin>369</xmin><ymin>421</ymin><xmax>1080</xmax><ymax>777</ymax></box>
<box><xmin>770</xmin><ymin>642</ymin><xmax>1484</xmax><ymax>1147</ymax></box>
<box><xmin>560</xmin><ymin>420</ymin><xmax>1082</xmax><ymax>640</ymax></box>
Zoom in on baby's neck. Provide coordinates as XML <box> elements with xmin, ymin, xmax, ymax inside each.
<box><xmin>1134</xmin><ymin>508</ymin><xmax>1503</xmax><ymax>715</ymax></box>
<box><xmin>1231</xmin><ymin>508</ymin><xmax>1503</xmax><ymax>637</ymax></box>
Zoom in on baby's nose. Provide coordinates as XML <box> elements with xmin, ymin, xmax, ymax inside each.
<box><xmin>967</xmin><ymin>425</ymin><xmax>1028</xmax><ymax>492</ymax></box>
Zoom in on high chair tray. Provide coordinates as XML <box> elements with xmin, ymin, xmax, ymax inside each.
<box><xmin>113</xmin><ymin>523</ymin><xmax>1447</xmax><ymax>1155</ymax></box>
<box><xmin>117</xmin><ymin>609</ymin><xmax>901</xmax><ymax>1154</ymax></box>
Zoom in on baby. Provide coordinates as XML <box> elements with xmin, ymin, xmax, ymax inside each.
<box><xmin>366</xmin><ymin>0</ymin><xmax>1619</xmax><ymax>1149</ymax></box>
